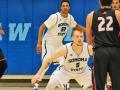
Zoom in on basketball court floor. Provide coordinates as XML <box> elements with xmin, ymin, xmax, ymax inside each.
<box><xmin>0</xmin><ymin>86</ymin><xmax>92</xmax><ymax>90</ymax></box>
<box><xmin>0</xmin><ymin>75</ymin><xmax>92</xmax><ymax>90</ymax></box>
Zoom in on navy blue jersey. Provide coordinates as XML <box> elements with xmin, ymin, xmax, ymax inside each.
<box><xmin>92</xmin><ymin>8</ymin><xmax>120</xmax><ymax>48</ymax></box>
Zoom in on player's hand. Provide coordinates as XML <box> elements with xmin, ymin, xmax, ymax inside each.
<box><xmin>88</xmin><ymin>45</ymin><xmax>94</xmax><ymax>56</ymax></box>
<box><xmin>36</xmin><ymin>42</ymin><xmax>42</xmax><ymax>54</ymax></box>
<box><xmin>0</xmin><ymin>30</ymin><xmax>5</xmax><ymax>35</ymax></box>
<box><xmin>31</xmin><ymin>74</ymin><xmax>42</xmax><ymax>85</ymax></box>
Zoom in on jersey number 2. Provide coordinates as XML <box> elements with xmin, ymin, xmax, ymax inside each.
<box><xmin>98</xmin><ymin>16</ymin><xmax>113</xmax><ymax>32</ymax></box>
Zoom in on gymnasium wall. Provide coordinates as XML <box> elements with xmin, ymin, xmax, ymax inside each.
<box><xmin>0</xmin><ymin>0</ymin><xmax>100</xmax><ymax>74</ymax></box>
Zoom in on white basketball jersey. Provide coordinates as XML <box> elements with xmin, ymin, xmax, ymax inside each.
<box><xmin>43</xmin><ymin>12</ymin><xmax>77</xmax><ymax>45</ymax></box>
<box><xmin>62</xmin><ymin>42</ymin><xmax>89</xmax><ymax>74</ymax></box>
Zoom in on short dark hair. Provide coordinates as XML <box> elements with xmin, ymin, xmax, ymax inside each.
<box><xmin>61</xmin><ymin>0</ymin><xmax>70</xmax><ymax>6</ymax></box>
<box><xmin>100</xmin><ymin>0</ymin><xmax>113</xmax><ymax>6</ymax></box>
<box><xmin>71</xmin><ymin>25</ymin><xmax>83</xmax><ymax>37</ymax></box>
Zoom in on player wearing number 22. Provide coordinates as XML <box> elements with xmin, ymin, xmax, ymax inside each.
<box><xmin>32</xmin><ymin>27</ymin><xmax>92</xmax><ymax>90</ymax></box>
<box><xmin>86</xmin><ymin>0</ymin><xmax>120</xmax><ymax>90</ymax></box>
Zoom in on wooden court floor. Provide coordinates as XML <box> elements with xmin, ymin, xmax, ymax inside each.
<box><xmin>0</xmin><ymin>86</ymin><xmax>92</xmax><ymax>90</ymax></box>
<box><xmin>0</xmin><ymin>75</ymin><xmax>92</xmax><ymax>90</ymax></box>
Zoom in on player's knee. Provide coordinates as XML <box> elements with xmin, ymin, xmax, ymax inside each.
<box><xmin>45</xmin><ymin>84</ymin><xmax>54</xmax><ymax>90</ymax></box>
<box><xmin>45</xmin><ymin>81</ymin><xmax>57</xmax><ymax>90</ymax></box>
<box><xmin>82</xmin><ymin>82</ymin><xmax>92</xmax><ymax>90</ymax></box>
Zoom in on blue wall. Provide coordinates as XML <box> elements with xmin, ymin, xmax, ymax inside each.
<box><xmin>0</xmin><ymin>0</ymin><xmax>100</xmax><ymax>74</ymax></box>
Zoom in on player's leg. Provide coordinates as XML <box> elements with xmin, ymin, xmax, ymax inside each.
<box><xmin>46</xmin><ymin>79</ymin><xmax>70</xmax><ymax>90</ymax></box>
<box><xmin>0</xmin><ymin>48</ymin><xmax>7</xmax><ymax>78</ymax></box>
<box><xmin>109</xmin><ymin>47</ymin><xmax>120</xmax><ymax>90</ymax></box>
<box><xmin>45</xmin><ymin>66</ymin><xmax>70</xmax><ymax>90</ymax></box>
<box><xmin>105</xmin><ymin>73</ymin><xmax>112</xmax><ymax>90</ymax></box>
<box><xmin>45</xmin><ymin>77</ymin><xmax>62</xmax><ymax>90</ymax></box>
<box><xmin>93</xmin><ymin>47</ymin><xmax>108</xmax><ymax>90</ymax></box>
<box><xmin>76</xmin><ymin>67</ymin><xmax>92</xmax><ymax>89</ymax></box>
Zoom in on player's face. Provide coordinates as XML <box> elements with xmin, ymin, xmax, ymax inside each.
<box><xmin>61</xmin><ymin>2</ymin><xmax>70</xmax><ymax>14</ymax></box>
<box><xmin>111</xmin><ymin>0</ymin><xmax>120</xmax><ymax>10</ymax></box>
<box><xmin>72</xmin><ymin>30</ymin><xmax>84</xmax><ymax>46</ymax></box>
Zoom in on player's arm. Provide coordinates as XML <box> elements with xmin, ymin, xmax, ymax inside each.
<box><xmin>31</xmin><ymin>46</ymin><xmax>67</xmax><ymax>85</ymax></box>
<box><xmin>37</xmin><ymin>47</ymin><xmax>66</xmax><ymax>75</ymax></box>
<box><xmin>115</xmin><ymin>10</ymin><xmax>120</xmax><ymax>26</ymax></box>
<box><xmin>86</xmin><ymin>12</ymin><xmax>94</xmax><ymax>56</ymax></box>
<box><xmin>36</xmin><ymin>14</ymin><xmax>57</xmax><ymax>53</ymax></box>
<box><xmin>37</xmin><ymin>24</ymin><xmax>46</xmax><ymax>43</ymax></box>
<box><xmin>36</xmin><ymin>24</ymin><xmax>46</xmax><ymax>53</ymax></box>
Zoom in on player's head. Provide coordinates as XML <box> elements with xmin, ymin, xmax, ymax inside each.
<box><xmin>99</xmin><ymin>0</ymin><xmax>113</xmax><ymax>6</ymax></box>
<box><xmin>72</xmin><ymin>25</ymin><xmax>84</xmax><ymax>46</ymax></box>
<box><xmin>111</xmin><ymin>0</ymin><xmax>120</xmax><ymax>10</ymax></box>
<box><xmin>60</xmin><ymin>0</ymin><xmax>70</xmax><ymax>14</ymax></box>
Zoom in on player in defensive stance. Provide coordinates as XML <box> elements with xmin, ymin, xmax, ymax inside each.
<box><xmin>32</xmin><ymin>26</ymin><xmax>92</xmax><ymax>90</ymax></box>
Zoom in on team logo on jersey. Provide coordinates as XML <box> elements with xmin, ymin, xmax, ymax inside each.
<box><xmin>68</xmin><ymin>58</ymin><xmax>87</xmax><ymax>63</ymax></box>
<box><xmin>71</xmin><ymin>67</ymin><xmax>83</xmax><ymax>72</ymax></box>
<box><xmin>58</xmin><ymin>23</ymin><xmax>69</xmax><ymax>27</ymax></box>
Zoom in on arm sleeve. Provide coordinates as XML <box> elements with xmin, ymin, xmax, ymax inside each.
<box><xmin>44</xmin><ymin>14</ymin><xmax>57</xmax><ymax>29</ymax></box>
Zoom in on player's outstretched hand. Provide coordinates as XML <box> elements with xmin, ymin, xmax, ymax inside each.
<box><xmin>31</xmin><ymin>74</ymin><xmax>42</xmax><ymax>85</ymax></box>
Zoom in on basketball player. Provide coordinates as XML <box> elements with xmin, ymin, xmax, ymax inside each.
<box><xmin>86</xmin><ymin>0</ymin><xmax>120</xmax><ymax>90</ymax></box>
<box><xmin>32</xmin><ymin>26</ymin><xmax>92</xmax><ymax>90</ymax></box>
<box><xmin>0</xmin><ymin>27</ymin><xmax>7</xmax><ymax>78</ymax></box>
<box><xmin>36</xmin><ymin>0</ymin><xmax>85</xmax><ymax>64</ymax></box>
